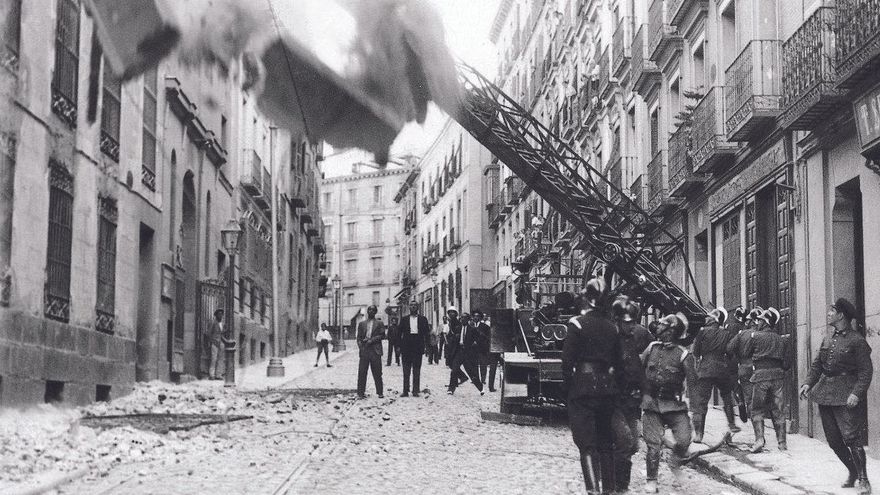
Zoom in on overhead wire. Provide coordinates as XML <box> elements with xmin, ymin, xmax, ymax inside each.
<box><xmin>265</xmin><ymin>0</ymin><xmax>313</xmax><ymax>141</ymax></box>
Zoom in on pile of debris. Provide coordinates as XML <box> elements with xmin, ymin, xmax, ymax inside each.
<box><xmin>0</xmin><ymin>380</ymin><xmax>352</xmax><ymax>489</ymax></box>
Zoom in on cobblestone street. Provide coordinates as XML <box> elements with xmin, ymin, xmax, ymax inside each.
<box><xmin>53</xmin><ymin>349</ymin><xmax>746</xmax><ymax>495</ymax></box>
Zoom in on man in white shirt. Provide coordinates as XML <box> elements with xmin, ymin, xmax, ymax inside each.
<box><xmin>398</xmin><ymin>301</ymin><xmax>430</xmax><ymax>397</ymax></box>
<box><xmin>314</xmin><ymin>324</ymin><xmax>333</xmax><ymax>368</ymax></box>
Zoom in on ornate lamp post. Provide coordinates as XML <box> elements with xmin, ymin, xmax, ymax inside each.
<box><xmin>220</xmin><ymin>218</ymin><xmax>243</xmax><ymax>387</ymax></box>
<box><xmin>331</xmin><ymin>275</ymin><xmax>345</xmax><ymax>351</ymax></box>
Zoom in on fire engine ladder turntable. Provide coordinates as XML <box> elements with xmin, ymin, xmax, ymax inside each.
<box><xmin>454</xmin><ymin>63</ymin><xmax>707</xmax><ymax>327</ymax></box>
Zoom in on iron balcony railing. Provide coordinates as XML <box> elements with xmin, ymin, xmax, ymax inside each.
<box><xmin>631</xmin><ymin>174</ymin><xmax>646</xmax><ymax>210</ymax></box>
<box><xmin>668</xmin><ymin>126</ymin><xmax>700</xmax><ymax>196</ymax></box>
<box><xmin>835</xmin><ymin>0</ymin><xmax>880</xmax><ymax>88</ymax></box>
<box><xmin>646</xmin><ymin>150</ymin><xmax>668</xmax><ymax>213</ymax></box>
<box><xmin>648</xmin><ymin>0</ymin><xmax>677</xmax><ymax>60</ymax></box>
<box><xmin>691</xmin><ymin>86</ymin><xmax>736</xmax><ymax>172</ymax></box>
<box><xmin>598</xmin><ymin>46</ymin><xmax>611</xmax><ymax>97</ymax></box>
<box><xmin>780</xmin><ymin>6</ymin><xmax>841</xmax><ymax>129</ymax></box>
<box><xmin>608</xmin><ymin>154</ymin><xmax>623</xmax><ymax>204</ymax></box>
<box><xmin>724</xmin><ymin>40</ymin><xmax>782</xmax><ymax>140</ymax></box>
<box><xmin>632</xmin><ymin>24</ymin><xmax>660</xmax><ymax>95</ymax></box>
<box><xmin>241</xmin><ymin>149</ymin><xmax>263</xmax><ymax>196</ymax></box>
<box><xmin>612</xmin><ymin>16</ymin><xmax>633</xmax><ymax>76</ymax></box>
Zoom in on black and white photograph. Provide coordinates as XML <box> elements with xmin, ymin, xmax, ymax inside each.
<box><xmin>0</xmin><ymin>0</ymin><xmax>878</xmax><ymax>494</ymax></box>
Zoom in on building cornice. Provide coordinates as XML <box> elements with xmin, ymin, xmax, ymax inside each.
<box><xmin>320</xmin><ymin>166</ymin><xmax>413</xmax><ymax>185</ymax></box>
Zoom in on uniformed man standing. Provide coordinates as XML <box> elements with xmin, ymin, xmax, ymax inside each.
<box><xmin>640</xmin><ymin>313</ymin><xmax>692</xmax><ymax>494</ymax></box>
<box><xmin>691</xmin><ymin>307</ymin><xmax>741</xmax><ymax>443</ymax></box>
<box><xmin>744</xmin><ymin>307</ymin><xmax>789</xmax><ymax>452</ymax></box>
<box><xmin>611</xmin><ymin>296</ymin><xmax>651</xmax><ymax>491</ymax></box>
<box><xmin>800</xmin><ymin>298</ymin><xmax>873</xmax><ymax>494</ymax></box>
<box><xmin>726</xmin><ymin>307</ymin><xmax>762</xmax><ymax>420</ymax></box>
<box><xmin>561</xmin><ymin>278</ymin><xmax>625</xmax><ymax>494</ymax></box>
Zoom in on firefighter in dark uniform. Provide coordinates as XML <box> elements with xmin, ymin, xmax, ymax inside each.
<box><xmin>640</xmin><ymin>312</ymin><xmax>692</xmax><ymax>494</ymax></box>
<box><xmin>610</xmin><ymin>296</ymin><xmax>652</xmax><ymax>491</ymax></box>
<box><xmin>691</xmin><ymin>307</ymin><xmax>741</xmax><ymax>443</ymax></box>
<box><xmin>726</xmin><ymin>306</ymin><xmax>762</xmax><ymax>420</ymax></box>
<box><xmin>561</xmin><ymin>278</ymin><xmax>626</xmax><ymax>494</ymax></box>
<box><xmin>800</xmin><ymin>298</ymin><xmax>873</xmax><ymax>494</ymax></box>
<box><xmin>726</xmin><ymin>307</ymin><xmax>748</xmax><ymax>421</ymax></box>
<box><xmin>744</xmin><ymin>307</ymin><xmax>790</xmax><ymax>452</ymax></box>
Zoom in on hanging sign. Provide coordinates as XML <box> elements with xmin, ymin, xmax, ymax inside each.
<box><xmin>854</xmin><ymin>82</ymin><xmax>880</xmax><ymax>158</ymax></box>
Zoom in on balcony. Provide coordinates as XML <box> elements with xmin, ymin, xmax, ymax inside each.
<box><xmin>669</xmin><ymin>0</ymin><xmax>707</xmax><ymax>26</ymax></box>
<box><xmin>631</xmin><ymin>174</ymin><xmax>647</xmax><ymax>210</ymax></box>
<box><xmin>608</xmin><ymin>155</ymin><xmax>637</xmax><ymax>204</ymax></box>
<box><xmin>647</xmin><ymin>150</ymin><xmax>681</xmax><ymax>214</ymax></box>
<box><xmin>561</xmin><ymin>100</ymin><xmax>579</xmax><ymax>139</ymax></box>
<box><xmin>241</xmin><ymin>149</ymin><xmax>264</xmax><ymax>197</ymax></box>
<box><xmin>648</xmin><ymin>0</ymin><xmax>682</xmax><ymax>61</ymax></box>
<box><xmin>780</xmin><ymin>7</ymin><xmax>843</xmax><ymax>130</ymax></box>
<box><xmin>835</xmin><ymin>0</ymin><xmax>880</xmax><ymax>89</ymax></box>
<box><xmin>580</xmin><ymin>79</ymin><xmax>600</xmax><ymax>125</ymax></box>
<box><xmin>632</xmin><ymin>25</ymin><xmax>662</xmax><ymax>96</ymax></box>
<box><xmin>505</xmin><ymin>176</ymin><xmax>525</xmax><ymax>204</ymax></box>
<box><xmin>691</xmin><ymin>86</ymin><xmax>737</xmax><ymax>173</ymax></box>
<box><xmin>725</xmin><ymin>40</ymin><xmax>783</xmax><ymax>141</ymax></box>
<box><xmin>668</xmin><ymin>126</ymin><xmax>706</xmax><ymax>197</ymax></box>
<box><xmin>260</xmin><ymin>169</ymin><xmax>273</xmax><ymax>211</ymax></box>
<box><xmin>449</xmin><ymin>227</ymin><xmax>461</xmax><ymax>251</ymax></box>
<box><xmin>598</xmin><ymin>46</ymin><xmax>612</xmax><ymax>98</ymax></box>
<box><xmin>612</xmin><ymin>16</ymin><xmax>633</xmax><ymax>77</ymax></box>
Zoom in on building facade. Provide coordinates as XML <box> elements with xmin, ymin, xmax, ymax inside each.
<box><xmin>391</xmin><ymin>120</ymin><xmax>497</xmax><ymax>328</ymax></box>
<box><xmin>318</xmin><ymin>163</ymin><xmax>410</xmax><ymax>335</ymax></box>
<box><xmin>0</xmin><ymin>0</ymin><xmax>323</xmax><ymax>406</ymax></box>
<box><xmin>488</xmin><ymin>0</ymin><xmax>880</xmax><ymax>454</ymax></box>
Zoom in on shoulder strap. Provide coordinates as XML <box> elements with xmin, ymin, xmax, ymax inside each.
<box><xmin>569</xmin><ymin>316</ymin><xmax>582</xmax><ymax>329</ymax></box>
<box><xmin>676</xmin><ymin>345</ymin><xmax>689</xmax><ymax>362</ymax></box>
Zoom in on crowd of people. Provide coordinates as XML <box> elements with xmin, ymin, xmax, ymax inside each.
<box><xmin>562</xmin><ymin>277</ymin><xmax>873</xmax><ymax>494</ymax></box>
<box><xmin>348</xmin><ymin>301</ymin><xmax>501</xmax><ymax>401</ymax></box>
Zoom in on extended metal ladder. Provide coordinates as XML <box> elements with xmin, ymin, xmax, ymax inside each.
<box><xmin>454</xmin><ymin>64</ymin><xmax>706</xmax><ymax>325</ymax></box>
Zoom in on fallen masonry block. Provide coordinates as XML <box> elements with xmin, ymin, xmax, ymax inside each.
<box><xmin>79</xmin><ymin>413</ymin><xmax>252</xmax><ymax>434</ymax></box>
<box><xmin>479</xmin><ymin>410</ymin><xmax>543</xmax><ymax>426</ymax></box>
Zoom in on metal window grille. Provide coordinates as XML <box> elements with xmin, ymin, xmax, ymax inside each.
<box><xmin>721</xmin><ymin>212</ymin><xmax>742</xmax><ymax>308</ymax></box>
<box><xmin>100</xmin><ymin>60</ymin><xmax>121</xmax><ymax>161</ymax></box>
<box><xmin>51</xmin><ymin>0</ymin><xmax>80</xmax><ymax>127</ymax></box>
<box><xmin>45</xmin><ymin>162</ymin><xmax>74</xmax><ymax>322</ymax></box>
<box><xmin>95</xmin><ymin>196</ymin><xmax>117</xmax><ymax>333</ymax></box>
<box><xmin>142</xmin><ymin>67</ymin><xmax>158</xmax><ymax>189</ymax></box>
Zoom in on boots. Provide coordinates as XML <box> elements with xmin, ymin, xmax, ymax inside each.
<box><xmin>644</xmin><ymin>450</ymin><xmax>661</xmax><ymax>494</ymax></box>
<box><xmin>599</xmin><ymin>452</ymin><xmax>616</xmax><ymax>493</ymax></box>
<box><xmin>750</xmin><ymin>419</ymin><xmax>766</xmax><ymax>453</ymax></box>
<box><xmin>831</xmin><ymin>445</ymin><xmax>857</xmax><ymax>487</ymax></box>
<box><xmin>692</xmin><ymin>413</ymin><xmax>705</xmax><ymax>444</ymax></box>
<box><xmin>773</xmin><ymin>419</ymin><xmax>787</xmax><ymax>451</ymax></box>
<box><xmin>615</xmin><ymin>458</ymin><xmax>633</xmax><ymax>492</ymax></box>
<box><xmin>580</xmin><ymin>453</ymin><xmax>601</xmax><ymax>495</ymax></box>
<box><xmin>724</xmin><ymin>403</ymin><xmax>742</xmax><ymax>433</ymax></box>
<box><xmin>850</xmin><ymin>446</ymin><xmax>872</xmax><ymax>494</ymax></box>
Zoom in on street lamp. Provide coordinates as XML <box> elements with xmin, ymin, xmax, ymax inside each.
<box><xmin>331</xmin><ymin>274</ymin><xmax>345</xmax><ymax>351</ymax></box>
<box><xmin>221</xmin><ymin>218</ymin><xmax>243</xmax><ymax>387</ymax></box>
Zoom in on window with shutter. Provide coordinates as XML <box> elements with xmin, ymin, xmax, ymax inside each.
<box><xmin>45</xmin><ymin>162</ymin><xmax>74</xmax><ymax>322</ymax></box>
<box><xmin>51</xmin><ymin>0</ymin><xmax>80</xmax><ymax>127</ymax></box>
<box><xmin>100</xmin><ymin>59</ymin><xmax>121</xmax><ymax>161</ymax></box>
<box><xmin>95</xmin><ymin>196</ymin><xmax>117</xmax><ymax>333</ymax></box>
<box><xmin>141</xmin><ymin>66</ymin><xmax>158</xmax><ymax>190</ymax></box>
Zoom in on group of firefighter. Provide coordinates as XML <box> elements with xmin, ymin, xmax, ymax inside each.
<box><xmin>561</xmin><ymin>277</ymin><xmax>873</xmax><ymax>494</ymax></box>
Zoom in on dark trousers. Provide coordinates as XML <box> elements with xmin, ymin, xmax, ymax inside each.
<box><xmin>568</xmin><ymin>395</ymin><xmax>616</xmax><ymax>455</ymax></box>
<box><xmin>357</xmin><ymin>352</ymin><xmax>383</xmax><ymax>396</ymax></box>
<box><xmin>448</xmin><ymin>351</ymin><xmax>482</xmax><ymax>392</ymax></box>
<box><xmin>402</xmin><ymin>352</ymin><xmax>423</xmax><ymax>394</ymax></box>
<box><xmin>690</xmin><ymin>375</ymin><xmax>736</xmax><ymax>416</ymax></box>
<box><xmin>386</xmin><ymin>341</ymin><xmax>400</xmax><ymax>365</ymax></box>
<box><xmin>438</xmin><ymin>338</ymin><xmax>446</xmax><ymax>360</ymax></box>
<box><xmin>642</xmin><ymin>409</ymin><xmax>692</xmax><ymax>467</ymax></box>
<box><xmin>750</xmin><ymin>377</ymin><xmax>785</xmax><ymax>421</ymax></box>
<box><xmin>480</xmin><ymin>353</ymin><xmax>501</xmax><ymax>390</ymax></box>
<box><xmin>315</xmin><ymin>341</ymin><xmax>329</xmax><ymax>363</ymax></box>
<box><xmin>427</xmin><ymin>343</ymin><xmax>440</xmax><ymax>364</ymax></box>
<box><xmin>819</xmin><ymin>404</ymin><xmax>867</xmax><ymax>477</ymax></box>
<box><xmin>613</xmin><ymin>397</ymin><xmax>641</xmax><ymax>459</ymax></box>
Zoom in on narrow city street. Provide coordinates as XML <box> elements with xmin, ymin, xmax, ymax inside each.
<box><xmin>44</xmin><ymin>349</ymin><xmax>746</xmax><ymax>495</ymax></box>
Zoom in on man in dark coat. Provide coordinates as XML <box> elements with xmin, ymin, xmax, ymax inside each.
<box><xmin>473</xmin><ymin>310</ymin><xmax>495</xmax><ymax>386</ymax></box>
<box><xmin>447</xmin><ymin>310</ymin><xmax>484</xmax><ymax>395</ymax></box>
<box><xmin>691</xmin><ymin>307</ymin><xmax>741</xmax><ymax>442</ymax></box>
<box><xmin>561</xmin><ymin>278</ymin><xmax>626</xmax><ymax>494</ymax></box>
<box><xmin>611</xmin><ymin>296</ymin><xmax>651</xmax><ymax>491</ymax></box>
<box><xmin>726</xmin><ymin>307</ymin><xmax>762</xmax><ymax>419</ymax></box>
<box><xmin>386</xmin><ymin>316</ymin><xmax>401</xmax><ymax>366</ymax></box>
<box><xmin>356</xmin><ymin>305</ymin><xmax>386</xmax><ymax>398</ymax></box>
<box><xmin>800</xmin><ymin>298</ymin><xmax>873</xmax><ymax>494</ymax></box>
<box><xmin>744</xmin><ymin>307</ymin><xmax>790</xmax><ymax>452</ymax></box>
<box><xmin>397</xmin><ymin>300</ymin><xmax>430</xmax><ymax>397</ymax></box>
